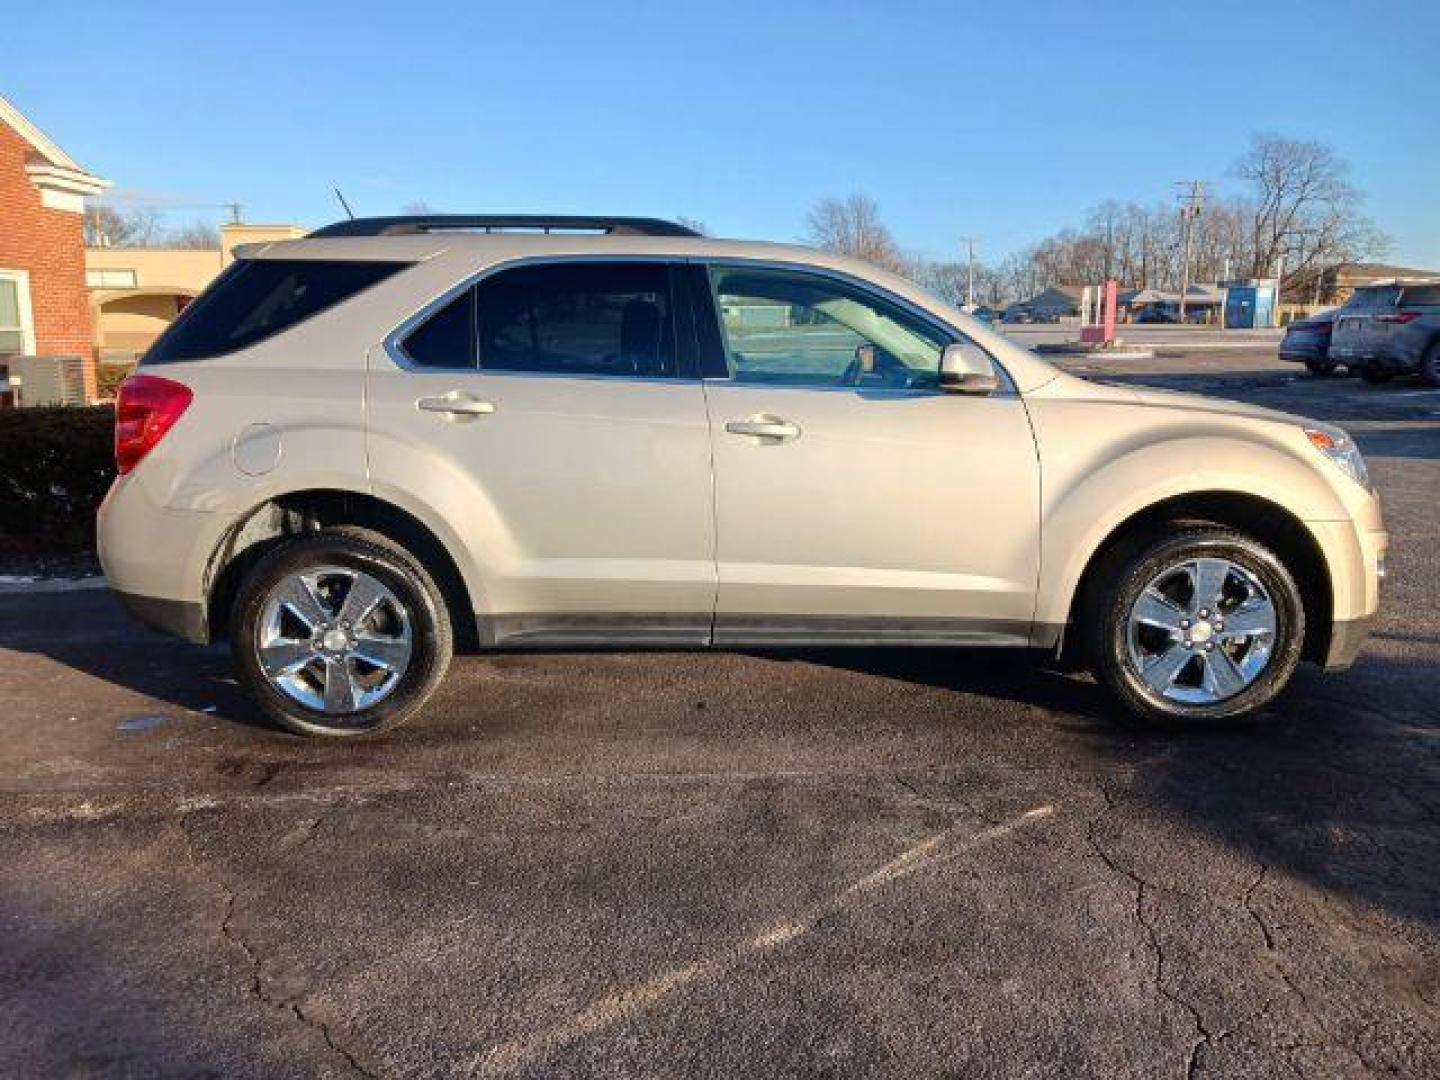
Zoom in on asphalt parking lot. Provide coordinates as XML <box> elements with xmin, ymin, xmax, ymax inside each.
<box><xmin>2</xmin><ymin>349</ymin><xmax>1437</xmax><ymax>1079</ymax></box>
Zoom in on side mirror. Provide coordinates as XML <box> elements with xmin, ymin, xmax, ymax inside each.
<box><xmin>939</xmin><ymin>342</ymin><xmax>1000</xmax><ymax>394</ymax></box>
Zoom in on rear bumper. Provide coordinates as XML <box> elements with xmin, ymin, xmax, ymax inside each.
<box><xmin>113</xmin><ymin>590</ymin><xmax>210</xmax><ymax>644</ymax></box>
<box><xmin>97</xmin><ymin>473</ymin><xmax>236</xmax><ymax>641</ymax></box>
<box><xmin>1369</xmin><ymin>350</ymin><xmax>1423</xmax><ymax>374</ymax></box>
<box><xmin>1331</xmin><ymin>346</ymin><xmax>1423</xmax><ymax>373</ymax></box>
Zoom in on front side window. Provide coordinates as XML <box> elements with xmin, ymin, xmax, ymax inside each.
<box><xmin>145</xmin><ymin>259</ymin><xmax>406</xmax><ymax>363</ymax></box>
<box><xmin>474</xmin><ymin>263</ymin><xmax>676</xmax><ymax>378</ymax></box>
<box><xmin>707</xmin><ymin>266</ymin><xmax>951</xmax><ymax>389</ymax></box>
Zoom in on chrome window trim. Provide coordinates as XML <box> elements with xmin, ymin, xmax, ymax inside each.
<box><xmin>381</xmin><ymin>254</ymin><xmax>694</xmax><ymax>378</ymax></box>
<box><xmin>694</xmin><ymin>256</ymin><xmax>1018</xmax><ymax>396</ymax></box>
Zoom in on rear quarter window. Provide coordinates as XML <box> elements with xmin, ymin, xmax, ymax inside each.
<box><xmin>143</xmin><ymin>259</ymin><xmax>407</xmax><ymax>363</ymax></box>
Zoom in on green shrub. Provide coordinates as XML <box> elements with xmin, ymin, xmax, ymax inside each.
<box><xmin>0</xmin><ymin>406</ymin><xmax>115</xmax><ymax>555</ymax></box>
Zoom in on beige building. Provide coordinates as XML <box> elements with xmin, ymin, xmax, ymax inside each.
<box><xmin>86</xmin><ymin>223</ymin><xmax>304</xmax><ymax>362</ymax></box>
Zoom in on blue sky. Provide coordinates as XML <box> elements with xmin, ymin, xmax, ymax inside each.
<box><xmin>8</xmin><ymin>0</ymin><xmax>1438</xmax><ymax>266</ymax></box>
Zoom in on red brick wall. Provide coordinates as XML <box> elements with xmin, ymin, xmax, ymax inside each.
<box><xmin>0</xmin><ymin>121</ymin><xmax>96</xmax><ymax>398</ymax></box>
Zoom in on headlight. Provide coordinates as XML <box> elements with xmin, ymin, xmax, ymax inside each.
<box><xmin>1305</xmin><ymin>426</ymin><xmax>1371</xmax><ymax>490</ymax></box>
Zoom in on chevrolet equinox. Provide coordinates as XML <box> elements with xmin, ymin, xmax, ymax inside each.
<box><xmin>98</xmin><ymin>215</ymin><xmax>1387</xmax><ymax>736</ymax></box>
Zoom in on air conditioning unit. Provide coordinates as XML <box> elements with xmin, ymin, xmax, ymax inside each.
<box><xmin>9</xmin><ymin>355</ymin><xmax>88</xmax><ymax>408</ymax></box>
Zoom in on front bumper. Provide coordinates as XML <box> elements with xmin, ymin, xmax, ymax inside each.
<box><xmin>1307</xmin><ymin>518</ymin><xmax>1386</xmax><ymax>670</ymax></box>
<box><xmin>113</xmin><ymin>590</ymin><xmax>210</xmax><ymax>644</ymax></box>
<box><xmin>1323</xmin><ymin>614</ymin><xmax>1375</xmax><ymax>671</ymax></box>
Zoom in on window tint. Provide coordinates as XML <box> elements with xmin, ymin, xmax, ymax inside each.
<box><xmin>1345</xmin><ymin>286</ymin><xmax>1399</xmax><ymax>311</ymax></box>
<box><xmin>475</xmin><ymin>263</ymin><xmax>675</xmax><ymax>378</ymax></box>
<box><xmin>144</xmin><ymin>259</ymin><xmax>406</xmax><ymax>363</ymax></box>
<box><xmin>708</xmin><ymin>266</ymin><xmax>951</xmax><ymax>389</ymax></box>
<box><xmin>402</xmin><ymin>287</ymin><xmax>476</xmax><ymax>367</ymax></box>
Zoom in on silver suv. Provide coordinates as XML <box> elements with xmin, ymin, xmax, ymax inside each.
<box><xmin>1327</xmin><ymin>280</ymin><xmax>1440</xmax><ymax>385</ymax></box>
<box><xmin>98</xmin><ymin>215</ymin><xmax>1387</xmax><ymax>736</ymax></box>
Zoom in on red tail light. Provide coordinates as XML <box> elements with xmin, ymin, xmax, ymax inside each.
<box><xmin>115</xmin><ymin>374</ymin><xmax>193</xmax><ymax>475</ymax></box>
<box><xmin>1374</xmin><ymin>311</ymin><xmax>1422</xmax><ymax>324</ymax></box>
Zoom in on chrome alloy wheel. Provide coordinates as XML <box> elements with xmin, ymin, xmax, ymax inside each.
<box><xmin>1125</xmin><ymin>557</ymin><xmax>1278</xmax><ymax>705</ymax></box>
<box><xmin>256</xmin><ymin>565</ymin><xmax>413</xmax><ymax>715</ymax></box>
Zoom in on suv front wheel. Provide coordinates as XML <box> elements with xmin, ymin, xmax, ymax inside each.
<box><xmin>231</xmin><ymin>528</ymin><xmax>453</xmax><ymax>736</ymax></box>
<box><xmin>1084</xmin><ymin>528</ymin><xmax>1305</xmax><ymax>724</ymax></box>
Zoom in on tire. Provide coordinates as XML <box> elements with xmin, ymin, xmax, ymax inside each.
<box><xmin>1360</xmin><ymin>366</ymin><xmax>1393</xmax><ymax>385</ymax></box>
<box><xmin>1304</xmin><ymin>357</ymin><xmax>1337</xmax><ymax>376</ymax></box>
<box><xmin>1420</xmin><ymin>342</ymin><xmax>1440</xmax><ymax>388</ymax></box>
<box><xmin>231</xmin><ymin>527</ymin><xmax>453</xmax><ymax>736</ymax></box>
<box><xmin>1082</xmin><ymin>527</ymin><xmax>1305</xmax><ymax>726</ymax></box>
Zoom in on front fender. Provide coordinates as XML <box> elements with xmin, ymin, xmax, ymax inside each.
<box><xmin>1030</xmin><ymin>407</ymin><xmax>1352</xmax><ymax>629</ymax></box>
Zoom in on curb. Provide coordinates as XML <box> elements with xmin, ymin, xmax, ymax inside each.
<box><xmin>1033</xmin><ymin>347</ymin><xmax>1156</xmax><ymax>360</ymax></box>
<box><xmin>0</xmin><ymin>575</ymin><xmax>109</xmax><ymax>595</ymax></box>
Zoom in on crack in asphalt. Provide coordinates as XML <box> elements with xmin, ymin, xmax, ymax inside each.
<box><xmin>1239</xmin><ymin>862</ymin><xmax>1377</xmax><ymax>1076</ymax></box>
<box><xmin>1084</xmin><ymin>812</ymin><xmax>1211</xmax><ymax>1079</ymax></box>
<box><xmin>178</xmin><ymin>821</ymin><xmax>377</xmax><ymax>1079</ymax></box>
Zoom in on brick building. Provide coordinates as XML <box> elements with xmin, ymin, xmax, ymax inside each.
<box><xmin>0</xmin><ymin>95</ymin><xmax>109</xmax><ymax>401</ymax></box>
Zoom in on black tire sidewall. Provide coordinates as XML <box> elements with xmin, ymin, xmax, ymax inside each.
<box><xmin>232</xmin><ymin>530</ymin><xmax>452</xmax><ymax>737</ymax></box>
<box><xmin>1090</xmin><ymin>531</ymin><xmax>1305</xmax><ymax>725</ymax></box>
<box><xmin>1421</xmin><ymin>342</ymin><xmax>1440</xmax><ymax>388</ymax></box>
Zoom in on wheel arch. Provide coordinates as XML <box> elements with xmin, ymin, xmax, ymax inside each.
<box><xmin>205</xmin><ymin>487</ymin><xmax>478</xmax><ymax>649</ymax></box>
<box><xmin>1058</xmin><ymin>491</ymin><xmax>1334</xmax><ymax>666</ymax></box>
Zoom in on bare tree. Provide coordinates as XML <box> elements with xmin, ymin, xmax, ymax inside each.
<box><xmin>167</xmin><ymin>221</ymin><xmax>222</xmax><ymax>250</ymax></box>
<box><xmin>676</xmin><ymin>215</ymin><xmax>709</xmax><ymax>236</ymax></box>
<box><xmin>401</xmin><ymin>201</ymin><xmax>439</xmax><ymax>215</ymax></box>
<box><xmin>85</xmin><ymin>205</ymin><xmax>163</xmax><ymax>247</ymax></box>
<box><xmin>804</xmin><ymin>194</ymin><xmax>903</xmax><ymax>272</ymax></box>
<box><xmin>1233</xmin><ymin>134</ymin><xmax>1387</xmax><ymax>283</ymax></box>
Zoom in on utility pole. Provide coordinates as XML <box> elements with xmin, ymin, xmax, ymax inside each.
<box><xmin>1176</xmin><ymin>181</ymin><xmax>1205</xmax><ymax>322</ymax></box>
<box><xmin>960</xmin><ymin>236</ymin><xmax>977</xmax><ymax>308</ymax></box>
<box><xmin>226</xmin><ymin>201</ymin><xmax>243</xmax><ymax>225</ymax></box>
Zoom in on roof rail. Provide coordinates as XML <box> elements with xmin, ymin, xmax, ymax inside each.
<box><xmin>308</xmin><ymin>215</ymin><xmax>702</xmax><ymax>239</ymax></box>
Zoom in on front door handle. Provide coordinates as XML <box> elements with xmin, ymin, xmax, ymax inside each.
<box><xmin>417</xmin><ymin>391</ymin><xmax>496</xmax><ymax>421</ymax></box>
<box><xmin>724</xmin><ymin>417</ymin><xmax>801</xmax><ymax>441</ymax></box>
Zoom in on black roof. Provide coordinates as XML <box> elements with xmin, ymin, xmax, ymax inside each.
<box><xmin>309</xmin><ymin>215</ymin><xmax>702</xmax><ymax>239</ymax></box>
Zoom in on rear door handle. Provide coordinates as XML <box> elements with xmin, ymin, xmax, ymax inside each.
<box><xmin>417</xmin><ymin>391</ymin><xmax>496</xmax><ymax>420</ymax></box>
<box><xmin>725</xmin><ymin>417</ymin><xmax>801</xmax><ymax>441</ymax></box>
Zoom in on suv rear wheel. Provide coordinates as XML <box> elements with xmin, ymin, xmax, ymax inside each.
<box><xmin>1421</xmin><ymin>342</ymin><xmax>1440</xmax><ymax>388</ymax></box>
<box><xmin>231</xmin><ymin>528</ymin><xmax>453</xmax><ymax>736</ymax></box>
<box><xmin>1084</xmin><ymin>527</ymin><xmax>1305</xmax><ymax>725</ymax></box>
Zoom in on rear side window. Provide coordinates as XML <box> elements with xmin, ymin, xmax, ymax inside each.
<box><xmin>1399</xmin><ymin>284</ymin><xmax>1440</xmax><ymax>308</ymax></box>
<box><xmin>476</xmin><ymin>263</ymin><xmax>676</xmax><ymax>378</ymax></box>
<box><xmin>144</xmin><ymin>259</ymin><xmax>406</xmax><ymax>363</ymax></box>
<box><xmin>1344</xmin><ymin>286</ymin><xmax>1399</xmax><ymax>311</ymax></box>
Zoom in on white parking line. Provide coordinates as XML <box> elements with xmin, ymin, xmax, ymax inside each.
<box><xmin>471</xmin><ymin>804</ymin><xmax>1056</xmax><ymax>1077</ymax></box>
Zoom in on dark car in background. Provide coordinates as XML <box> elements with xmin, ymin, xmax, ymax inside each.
<box><xmin>1278</xmin><ymin>310</ymin><xmax>1338</xmax><ymax>375</ymax></box>
<box><xmin>1328</xmin><ymin>281</ymin><xmax>1440</xmax><ymax>386</ymax></box>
